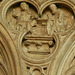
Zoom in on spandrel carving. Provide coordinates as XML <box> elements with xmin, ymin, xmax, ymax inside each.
<box><xmin>3</xmin><ymin>1</ymin><xmax>75</xmax><ymax>75</ymax></box>
<box><xmin>18</xmin><ymin>3</ymin><xmax>75</xmax><ymax>62</ymax></box>
<box><xmin>6</xmin><ymin>1</ymin><xmax>75</xmax><ymax>63</ymax></box>
<box><xmin>7</xmin><ymin>2</ymin><xmax>58</xmax><ymax>61</ymax></box>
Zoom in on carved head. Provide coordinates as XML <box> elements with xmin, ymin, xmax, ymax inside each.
<box><xmin>20</xmin><ymin>2</ymin><xmax>29</xmax><ymax>11</ymax></box>
<box><xmin>49</xmin><ymin>4</ymin><xmax>57</xmax><ymax>14</ymax></box>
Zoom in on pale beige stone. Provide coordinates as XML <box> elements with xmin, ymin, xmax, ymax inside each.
<box><xmin>0</xmin><ymin>0</ymin><xmax>75</xmax><ymax>75</ymax></box>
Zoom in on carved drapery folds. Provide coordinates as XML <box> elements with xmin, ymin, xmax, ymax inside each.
<box><xmin>0</xmin><ymin>0</ymin><xmax>75</xmax><ymax>75</ymax></box>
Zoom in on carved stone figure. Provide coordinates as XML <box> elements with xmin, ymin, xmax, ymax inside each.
<box><xmin>12</xmin><ymin>2</ymin><xmax>30</xmax><ymax>31</ymax></box>
<box><xmin>12</xmin><ymin>2</ymin><xmax>37</xmax><ymax>31</ymax></box>
<box><xmin>49</xmin><ymin>4</ymin><xmax>65</xmax><ymax>32</ymax></box>
<box><xmin>46</xmin><ymin>13</ymin><xmax>55</xmax><ymax>35</ymax></box>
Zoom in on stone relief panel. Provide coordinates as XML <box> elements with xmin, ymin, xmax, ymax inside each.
<box><xmin>5</xmin><ymin>1</ymin><xmax>59</xmax><ymax>64</ymax></box>
<box><xmin>0</xmin><ymin>0</ymin><xmax>75</xmax><ymax>75</ymax></box>
<box><xmin>7</xmin><ymin>2</ymin><xmax>38</xmax><ymax>32</ymax></box>
<box><xmin>42</xmin><ymin>3</ymin><xmax>75</xmax><ymax>33</ymax></box>
<box><xmin>5</xmin><ymin>1</ymin><xmax>75</xmax><ymax>42</ymax></box>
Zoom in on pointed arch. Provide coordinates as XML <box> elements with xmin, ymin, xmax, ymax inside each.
<box><xmin>0</xmin><ymin>23</ymin><xmax>21</xmax><ymax>75</ymax></box>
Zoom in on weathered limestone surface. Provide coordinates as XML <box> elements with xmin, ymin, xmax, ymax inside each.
<box><xmin>0</xmin><ymin>0</ymin><xmax>75</xmax><ymax>75</ymax></box>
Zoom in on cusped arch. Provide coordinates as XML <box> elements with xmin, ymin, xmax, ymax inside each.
<box><xmin>0</xmin><ymin>23</ymin><xmax>21</xmax><ymax>75</ymax></box>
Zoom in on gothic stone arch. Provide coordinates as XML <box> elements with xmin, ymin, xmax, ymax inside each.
<box><xmin>0</xmin><ymin>0</ymin><xmax>75</xmax><ymax>75</ymax></box>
